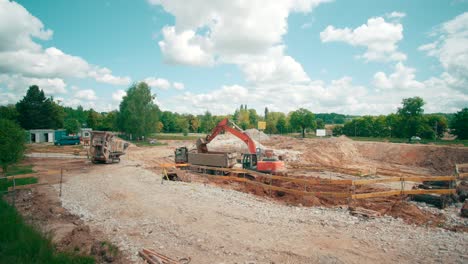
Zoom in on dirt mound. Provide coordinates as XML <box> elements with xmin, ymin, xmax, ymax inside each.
<box><xmin>263</xmin><ymin>136</ymin><xmax>468</xmax><ymax>174</ymax></box>
<box><xmin>355</xmin><ymin>142</ymin><xmax>468</xmax><ymax>173</ymax></box>
<box><xmin>245</xmin><ymin>129</ymin><xmax>269</xmax><ymax>141</ymax></box>
<box><xmin>351</xmin><ymin>198</ymin><xmax>445</xmax><ymax>226</ymax></box>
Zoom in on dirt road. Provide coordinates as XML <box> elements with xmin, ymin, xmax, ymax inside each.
<box><xmin>57</xmin><ymin>157</ymin><xmax>467</xmax><ymax>263</ymax></box>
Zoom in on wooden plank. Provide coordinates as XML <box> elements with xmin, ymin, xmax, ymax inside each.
<box><xmin>402</xmin><ymin>176</ymin><xmax>456</xmax><ymax>182</ymax></box>
<box><xmin>456</xmin><ymin>163</ymin><xmax>468</xmax><ymax>169</ymax></box>
<box><xmin>352</xmin><ymin>190</ymin><xmax>401</xmax><ymax>199</ymax></box>
<box><xmin>403</xmin><ymin>189</ymin><xmax>456</xmax><ymax>195</ymax></box>
<box><xmin>458</xmin><ymin>173</ymin><xmax>468</xmax><ymax>179</ymax></box>
<box><xmin>6</xmin><ymin>174</ymin><xmax>38</xmax><ymax>180</ymax></box>
<box><xmin>353</xmin><ymin>177</ymin><xmax>401</xmax><ymax>185</ymax></box>
<box><xmin>7</xmin><ymin>183</ymin><xmax>38</xmax><ymax>192</ymax></box>
<box><xmin>351</xmin><ymin>189</ymin><xmax>456</xmax><ymax>199</ymax></box>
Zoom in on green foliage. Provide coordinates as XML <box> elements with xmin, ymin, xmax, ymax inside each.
<box><xmin>0</xmin><ymin>177</ymin><xmax>38</xmax><ymax>192</ymax></box>
<box><xmin>16</xmin><ymin>85</ymin><xmax>64</xmax><ymax>129</ymax></box>
<box><xmin>63</xmin><ymin>106</ymin><xmax>87</xmax><ymax>127</ymax></box>
<box><xmin>332</xmin><ymin>125</ymin><xmax>343</xmax><ymax>136</ymax></box>
<box><xmin>276</xmin><ymin>115</ymin><xmax>287</xmax><ymax>134</ymax></box>
<box><xmin>4</xmin><ymin>165</ymin><xmax>34</xmax><ymax>177</ymax></box>
<box><xmin>0</xmin><ymin>105</ymin><xmax>19</xmax><ymax>122</ymax></box>
<box><xmin>0</xmin><ymin>198</ymin><xmax>95</xmax><ymax>264</ymax></box>
<box><xmin>64</xmin><ymin>119</ymin><xmax>81</xmax><ymax>135</ymax></box>
<box><xmin>160</xmin><ymin>111</ymin><xmax>178</xmax><ymax>132</ymax></box>
<box><xmin>86</xmin><ymin>109</ymin><xmax>100</xmax><ymax>130</ymax></box>
<box><xmin>0</xmin><ymin>119</ymin><xmax>26</xmax><ymax>175</ymax></box>
<box><xmin>314</xmin><ymin>113</ymin><xmax>347</xmax><ymax>124</ymax></box>
<box><xmin>98</xmin><ymin>111</ymin><xmax>118</xmax><ymax>131</ymax></box>
<box><xmin>452</xmin><ymin>108</ymin><xmax>468</xmax><ymax>139</ymax></box>
<box><xmin>289</xmin><ymin>108</ymin><xmax>316</xmax><ymax>138</ymax></box>
<box><xmin>117</xmin><ymin>82</ymin><xmax>160</xmax><ymax>138</ymax></box>
<box><xmin>397</xmin><ymin>96</ymin><xmax>425</xmax><ymax>139</ymax></box>
<box><xmin>200</xmin><ymin>111</ymin><xmax>216</xmax><ymax>133</ymax></box>
<box><xmin>316</xmin><ymin>118</ymin><xmax>325</xmax><ymax>129</ymax></box>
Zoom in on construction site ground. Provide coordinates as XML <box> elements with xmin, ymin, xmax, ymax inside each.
<box><xmin>9</xmin><ymin>136</ymin><xmax>468</xmax><ymax>263</ymax></box>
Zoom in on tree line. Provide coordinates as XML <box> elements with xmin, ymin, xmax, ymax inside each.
<box><xmin>1</xmin><ymin>84</ymin><xmax>467</xmax><ymax>141</ymax></box>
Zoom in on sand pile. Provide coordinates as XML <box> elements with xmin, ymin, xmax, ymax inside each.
<box><xmin>207</xmin><ymin>133</ymin><xmax>266</xmax><ymax>154</ymax></box>
<box><xmin>245</xmin><ymin>129</ymin><xmax>270</xmax><ymax>142</ymax></box>
<box><xmin>206</xmin><ymin>133</ymin><xmax>301</xmax><ymax>162</ymax></box>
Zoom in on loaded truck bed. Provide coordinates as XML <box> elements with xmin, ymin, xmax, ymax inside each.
<box><xmin>188</xmin><ymin>151</ymin><xmax>237</xmax><ymax>168</ymax></box>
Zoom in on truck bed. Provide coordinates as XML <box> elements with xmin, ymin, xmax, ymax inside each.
<box><xmin>188</xmin><ymin>152</ymin><xmax>237</xmax><ymax>168</ymax></box>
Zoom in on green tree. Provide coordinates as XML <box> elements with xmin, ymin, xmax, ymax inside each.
<box><xmin>264</xmin><ymin>107</ymin><xmax>269</xmax><ymax>120</ymax></box>
<box><xmin>289</xmin><ymin>108</ymin><xmax>316</xmax><ymax>138</ymax></box>
<box><xmin>397</xmin><ymin>97</ymin><xmax>425</xmax><ymax>140</ymax></box>
<box><xmin>0</xmin><ymin>105</ymin><xmax>19</xmax><ymax>122</ymax></box>
<box><xmin>276</xmin><ymin>115</ymin><xmax>287</xmax><ymax>134</ymax></box>
<box><xmin>160</xmin><ymin>111</ymin><xmax>178</xmax><ymax>132</ymax></box>
<box><xmin>64</xmin><ymin>119</ymin><xmax>81</xmax><ymax>134</ymax></box>
<box><xmin>332</xmin><ymin>125</ymin><xmax>343</xmax><ymax>136</ymax></box>
<box><xmin>316</xmin><ymin>118</ymin><xmax>325</xmax><ymax>129</ymax></box>
<box><xmin>16</xmin><ymin>85</ymin><xmax>64</xmax><ymax>129</ymax></box>
<box><xmin>177</xmin><ymin>116</ymin><xmax>190</xmax><ymax>136</ymax></box>
<box><xmin>86</xmin><ymin>109</ymin><xmax>100</xmax><ymax>129</ymax></box>
<box><xmin>117</xmin><ymin>82</ymin><xmax>160</xmax><ymax>138</ymax></box>
<box><xmin>99</xmin><ymin>111</ymin><xmax>118</xmax><ymax>131</ymax></box>
<box><xmin>452</xmin><ymin>108</ymin><xmax>468</xmax><ymax>139</ymax></box>
<box><xmin>200</xmin><ymin>111</ymin><xmax>215</xmax><ymax>133</ymax></box>
<box><xmin>0</xmin><ymin>119</ymin><xmax>26</xmax><ymax>175</ymax></box>
<box><xmin>425</xmin><ymin>114</ymin><xmax>448</xmax><ymax>139</ymax></box>
<box><xmin>248</xmin><ymin>109</ymin><xmax>259</xmax><ymax>129</ymax></box>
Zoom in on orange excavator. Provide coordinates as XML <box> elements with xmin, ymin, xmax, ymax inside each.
<box><xmin>196</xmin><ymin>118</ymin><xmax>286</xmax><ymax>174</ymax></box>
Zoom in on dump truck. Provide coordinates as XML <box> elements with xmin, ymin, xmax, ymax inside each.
<box><xmin>89</xmin><ymin>131</ymin><xmax>129</xmax><ymax>164</ymax></box>
<box><xmin>175</xmin><ymin>147</ymin><xmax>236</xmax><ymax>168</ymax></box>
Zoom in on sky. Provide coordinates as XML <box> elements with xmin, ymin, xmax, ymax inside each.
<box><xmin>0</xmin><ymin>0</ymin><xmax>467</xmax><ymax>115</ymax></box>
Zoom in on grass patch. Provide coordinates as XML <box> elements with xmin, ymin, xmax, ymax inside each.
<box><xmin>0</xmin><ymin>177</ymin><xmax>38</xmax><ymax>192</ymax></box>
<box><xmin>129</xmin><ymin>140</ymin><xmax>167</xmax><ymax>147</ymax></box>
<box><xmin>3</xmin><ymin>165</ymin><xmax>35</xmax><ymax>177</ymax></box>
<box><xmin>151</xmin><ymin>133</ymin><xmax>200</xmax><ymax>140</ymax></box>
<box><xmin>0</xmin><ymin>198</ymin><xmax>95</xmax><ymax>264</ymax></box>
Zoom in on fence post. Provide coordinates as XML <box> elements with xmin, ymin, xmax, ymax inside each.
<box><xmin>59</xmin><ymin>168</ymin><xmax>63</xmax><ymax>197</ymax></box>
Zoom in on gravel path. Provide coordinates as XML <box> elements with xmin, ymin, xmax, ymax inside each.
<box><xmin>58</xmin><ymin>160</ymin><xmax>467</xmax><ymax>264</ymax></box>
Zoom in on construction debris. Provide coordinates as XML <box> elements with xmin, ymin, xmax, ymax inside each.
<box><xmin>349</xmin><ymin>207</ymin><xmax>382</xmax><ymax>218</ymax></box>
<box><xmin>462</xmin><ymin>201</ymin><xmax>468</xmax><ymax>218</ymax></box>
<box><xmin>139</xmin><ymin>248</ymin><xmax>190</xmax><ymax>264</ymax></box>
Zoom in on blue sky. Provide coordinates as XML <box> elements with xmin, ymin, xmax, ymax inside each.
<box><xmin>0</xmin><ymin>0</ymin><xmax>467</xmax><ymax>115</ymax></box>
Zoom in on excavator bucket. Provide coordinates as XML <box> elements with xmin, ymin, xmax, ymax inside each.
<box><xmin>196</xmin><ymin>137</ymin><xmax>208</xmax><ymax>153</ymax></box>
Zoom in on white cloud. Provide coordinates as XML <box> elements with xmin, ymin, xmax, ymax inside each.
<box><xmin>88</xmin><ymin>67</ymin><xmax>131</xmax><ymax>85</ymax></box>
<box><xmin>0</xmin><ymin>0</ymin><xmax>131</xmax><ymax>86</ymax></box>
<box><xmin>0</xmin><ymin>74</ymin><xmax>67</xmax><ymax>95</ymax></box>
<box><xmin>173</xmin><ymin>82</ymin><xmax>185</xmax><ymax>90</ymax></box>
<box><xmin>112</xmin><ymin>89</ymin><xmax>126</xmax><ymax>102</ymax></box>
<box><xmin>418</xmin><ymin>12</ymin><xmax>468</xmax><ymax>93</ymax></box>
<box><xmin>150</xmin><ymin>0</ymin><xmax>330</xmax><ymax>83</ymax></box>
<box><xmin>74</xmin><ymin>89</ymin><xmax>97</xmax><ymax>101</ymax></box>
<box><xmin>373</xmin><ymin>62</ymin><xmax>424</xmax><ymax>90</ymax></box>
<box><xmin>0</xmin><ymin>0</ymin><xmax>52</xmax><ymax>51</ymax></box>
<box><xmin>159</xmin><ymin>27</ymin><xmax>214</xmax><ymax>66</ymax></box>
<box><xmin>320</xmin><ymin>16</ymin><xmax>406</xmax><ymax>62</ymax></box>
<box><xmin>387</xmin><ymin>11</ymin><xmax>406</xmax><ymax>19</ymax></box>
<box><xmin>144</xmin><ymin>77</ymin><xmax>171</xmax><ymax>89</ymax></box>
<box><xmin>236</xmin><ymin>46</ymin><xmax>310</xmax><ymax>84</ymax></box>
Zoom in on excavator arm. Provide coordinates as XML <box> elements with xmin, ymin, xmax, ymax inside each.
<box><xmin>197</xmin><ymin>118</ymin><xmax>257</xmax><ymax>154</ymax></box>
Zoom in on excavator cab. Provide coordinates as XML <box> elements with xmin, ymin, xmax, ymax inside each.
<box><xmin>242</xmin><ymin>153</ymin><xmax>257</xmax><ymax>170</ymax></box>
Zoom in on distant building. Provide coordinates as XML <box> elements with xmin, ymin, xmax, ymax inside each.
<box><xmin>79</xmin><ymin>128</ymin><xmax>92</xmax><ymax>139</ymax></box>
<box><xmin>27</xmin><ymin>129</ymin><xmax>66</xmax><ymax>143</ymax></box>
